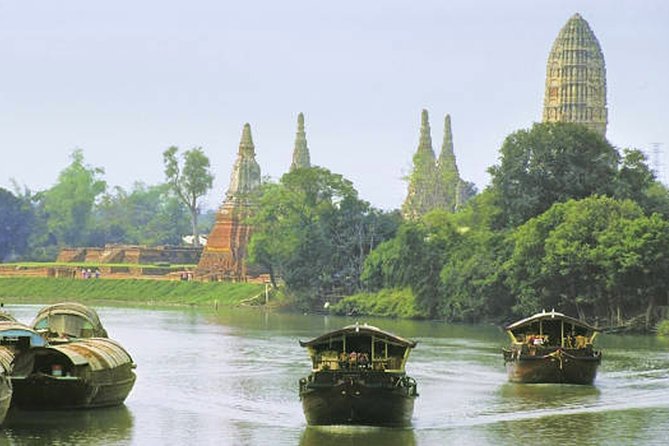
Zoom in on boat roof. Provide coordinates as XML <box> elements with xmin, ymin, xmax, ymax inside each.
<box><xmin>0</xmin><ymin>311</ymin><xmax>16</xmax><ymax>322</ymax></box>
<box><xmin>505</xmin><ymin>310</ymin><xmax>598</xmax><ymax>332</ymax></box>
<box><xmin>0</xmin><ymin>321</ymin><xmax>49</xmax><ymax>347</ymax></box>
<box><xmin>299</xmin><ymin>323</ymin><xmax>417</xmax><ymax>348</ymax></box>
<box><xmin>31</xmin><ymin>302</ymin><xmax>105</xmax><ymax>330</ymax></box>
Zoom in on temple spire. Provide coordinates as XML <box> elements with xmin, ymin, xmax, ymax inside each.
<box><xmin>417</xmin><ymin>109</ymin><xmax>435</xmax><ymax>160</ymax></box>
<box><xmin>402</xmin><ymin>109</ymin><xmax>438</xmax><ymax>219</ymax></box>
<box><xmin>226</xmin><ymin>123</ymin><xmax>261</xmax><ymax>200</ymax></box>
<box><xmin>542</xmin><ymin>13</ymin><xmax>607</xmax><ymax>136</ymax></box>
<box><xmin>290</xmin><ymin>112</ymin><xmax>311</xmax><ymax>171</ymax></box>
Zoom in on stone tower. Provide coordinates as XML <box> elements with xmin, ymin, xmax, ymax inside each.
<box><xmin>436</xmin><ymin>114</ymin><xmax>461</xmax><ymax>212</ymax></box>
<box><xmin>402</xmin><ymin>109</ymin><xmax>438</xmax><ymax>220</ymax></box>
<box><xmin>196</xmin><ymin>123</ymin><xmax>262</xmax><ymax>280</ymax></box>
<box><xmin>542</xmin><ymin>13</ymin><xmax>608</xmax><ymax>136</ymax></box>
<box><xmin>290</xmin><ymin>112</ymin><xmax>311</xmax><ymax>171</ymax></box>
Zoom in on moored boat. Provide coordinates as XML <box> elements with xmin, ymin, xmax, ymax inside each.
<box><xmin>7</xmin><ymin>302</ymin><xmax>136</xmax><ymax>410</ymax></box>
<box><xmin>0</xmin><ymin>321</ymin><xmax>49</xmax><ymax>423</ymax></box>
<box><xmin>502</xmin><ymin>310</ymin><xmax>601</xmax><ymax>384</ymax></box>
<box><xmin>298</xmin><ymin>323</ymin><xmax>418</xmax><ymax>426</ymax></box>
<box><xmin>10</xmin><ymin>337</ymin><xmax>137</xmax><ymax>410</ymax></box>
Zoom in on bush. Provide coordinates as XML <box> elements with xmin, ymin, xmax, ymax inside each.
<box><xmin>656</xmin><ymin>319</ymin><xmax>669</xmax><ymax>336</ymax></box>
<box><xmin>331</xmin><ymin>288</ymin><xmax>426</xmax><ymax>319</ymax></box>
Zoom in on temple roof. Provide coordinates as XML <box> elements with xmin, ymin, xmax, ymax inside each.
<box><xmin>225</xmin><ymin>123</ymin><xmax>262</xmax><ymax>200</ymax></box>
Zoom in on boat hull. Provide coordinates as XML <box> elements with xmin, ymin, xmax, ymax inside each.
<box><xmin>11</xmin><ymin>371</ymin><xmax>136</xmax><ymax>410</ymax></box>
<box><xmin>300</xmin><ymin>371</ymin><xmax>417</xmax><ymax>426</ymax></box>
<box><xmin>504</xmin><ymin>349</ymin><xmax>601</xmax><ymax>384</ymax></box>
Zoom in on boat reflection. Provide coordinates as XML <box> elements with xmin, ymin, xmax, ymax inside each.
<box><xmin>299</xmin><ymin>425</ymin><xmax>416</xmax><ymax>446</ymax></box>
<box><xmin>1</xmin><ymin>405</ymin><xmax>134</xmax><ymax>445</ymax></box>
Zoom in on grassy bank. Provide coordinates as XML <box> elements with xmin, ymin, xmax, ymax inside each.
<box><xmin>331</xmin><ymin>288</ymin><xmax>425</xmax><ymax>319</ymax></box>
<box><xmin>0</xmin><ymin>277</ymin><xmax>265</xmax><ymax>307</ymax></box>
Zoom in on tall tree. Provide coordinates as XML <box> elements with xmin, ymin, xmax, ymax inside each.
<box><xmin>40</xmin><ymin>149</ymin><xmax>106</xmax><ymax>247</ymax></box>
<box><xmin>488</xmin><ymin>122</ymin><xmax>619</xmax><ymax>227</ymax></box>
<box><xmin>0</xmin><ymin>187</ymin><xmax>34</xmax><ymax>261</ymax></box>
<box><xmin>163</xmin><ymin>146</ymin><xmax>214</xmax><ymax>247</ymax></box>
<box><xmin>249</xmin><ymin>167</ymin><xmax>397</xmax><ymax>308</ymax></box>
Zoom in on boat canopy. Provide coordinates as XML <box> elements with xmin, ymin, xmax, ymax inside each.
<box><xmin>17</xmin><ymin>337</ymin><xmax>135</xmax><ymax>375</ymax></box>
<box><xmin>504</xmin><ymin>310</ymin><xmax>598</xmax><ymax>348</ymax></box>
<box><xmin>31</xmin><ymin>302</ymin><xmax>108</xmax><ymax>339</ymax></box>
<box><xmin>0</xmin><ymin>312</ymin><xmax>17</xmax><ymax>322</ymax></box>
<box><xmin>505</xmin><ymin>310</ymin><xmax>598</xmax><ymax>332</ymax></box>
<box><xmin>0</xmin><ymin>321</ymin><xmax>48</xmax><ymax>348</ymax></box>
<box><xmin>299</xmin><ymin>323</ymin><xmax>417</xmax><ymax>349</ymax></box>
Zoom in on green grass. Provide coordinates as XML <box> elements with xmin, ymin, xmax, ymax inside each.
<box><xmin>331</xmin><ymin>288</ymin><xmax>426</xmax><ymax>319</ymax></box>
<box><xmin>0</xmin><ymin>277</ymin><xmax>264</xmax><ymax>307</ymax></box>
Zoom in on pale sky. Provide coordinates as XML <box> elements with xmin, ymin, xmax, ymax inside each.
<box><xmin>1</xmin><ymin>0</ymin><xmax>667</xmax><ymax>211</ymax></box>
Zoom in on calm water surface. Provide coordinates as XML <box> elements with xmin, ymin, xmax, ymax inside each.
<box><xmin>1</xmin><ymin>304</ymin><xmax>668</xmax><ymax>445</ymax></box>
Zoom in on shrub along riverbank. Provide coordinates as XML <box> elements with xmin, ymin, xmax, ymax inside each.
<box><xmin>0</xmin><ymin>277</ymin><xmax>265</xmax><ymax>307</ymax></box>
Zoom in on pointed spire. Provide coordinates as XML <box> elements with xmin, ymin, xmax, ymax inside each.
<box><xmin>417</xmin><ymin>109</ymin><xmax>435</xmax><ymax>159</ymax></box>
<box><xmin>226</xmin><ymin>123</ymin><xmax>261</xmax><ymax>199</ymax></box>
<box><xmin>238</xmin><ymin>123</ymin><xmax>255</xmax><ymax>156</ymax></box>
<box><xmin>290</xmin><ymin>112</ymin><xmax>311</xmax><ymax>171</ymax></box>
<box><xmin>438</xmin><ymin>114</ymin><xmax>455</xmax><ymax>162</ymax></box>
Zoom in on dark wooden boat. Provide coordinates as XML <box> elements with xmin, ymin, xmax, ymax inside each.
<box><xmin>31</xmin><ymin>302</ymin><xmax>109</xmax><ymax>341</ymax></box>
<box><xmin>298</xmin><ymin>323</ymin><xmax>418</xmax><ymax>426</ymax></box>
<box><xmin>0</xmin><ymin>321</ymin><xmax>50</xmax><ymax>424</ymax></box>
<box><xmin>10</xmin><ymin>337</ymin><xmax>137</xmax><ymax>410</ymax></box>
<box><xmin>5</xmin><ymin>303</ymin><xmax>136</xmax><ymax>410</ymax></box>
<box><xmin>502</xmin><ymin>310</ymin><xmax>601</xmax><ymax>384</ymax></box>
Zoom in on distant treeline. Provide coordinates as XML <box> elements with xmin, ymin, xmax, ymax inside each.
<box><xmin>3</xmin><ymin>123</ymin><xmax>669</xmax><ymax>329</ymax></box>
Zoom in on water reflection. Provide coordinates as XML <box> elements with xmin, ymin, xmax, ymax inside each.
<box><xmin>300</xmin><ymin>426</ymin><xmax>416</xmax><ymax>446</ymax></box>
<box><xmin>1</xmin><ymin>405</ymin><xmax>133</xmax><ymax>445</ymax></box>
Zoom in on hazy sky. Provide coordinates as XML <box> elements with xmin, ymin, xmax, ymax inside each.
<box><xmin>1</xmin><ymin>1</ymin><xmax>667</xmax><ymax>210</ymax></box>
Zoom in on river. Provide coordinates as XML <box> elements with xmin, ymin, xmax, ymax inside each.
<box><xmin>1</xmin><ymin>304</ymin><xmax>668</xmax><ymax>445</ymax></box>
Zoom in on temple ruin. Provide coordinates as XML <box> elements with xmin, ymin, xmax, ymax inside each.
<box><xmin>195</xmin><ymin>123</ymin><xmax>262</xmax><ymax>280</ymax></box>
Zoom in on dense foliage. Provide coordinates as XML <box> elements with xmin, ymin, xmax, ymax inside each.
<box><xmin>247</xmin><ymin>167</ymin><xmax>400</xmax><ymax>309</ymax></box>
<box><xmin>359</xmin><ymin>123</ymin><xmax>669</xmax><ymax>328</ymax></box>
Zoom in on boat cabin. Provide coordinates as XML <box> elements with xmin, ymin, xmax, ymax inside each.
<box><xmin>31</xmin><ymin>302</ymin><xmax>108</xmax><ymax>341</ymax></box>
<box><xmin>505</xmin><ymin>310</ymin><xmax>598</xmax><ymax>350</ymax></box>
<box><xmin>299</xmin><ymin>323</ymin><xmax>417</xmax><ymax>372</ymax></box>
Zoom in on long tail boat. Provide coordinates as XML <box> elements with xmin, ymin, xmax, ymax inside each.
<box><xmin>298</xmin><ymin>323</ymin><xmax>418</xmax><ymax>426</ymax></box>
<box><xmin>502</xmin><ymin>310</ymin><xmax>601</xmax><ymax>384</ymax></box>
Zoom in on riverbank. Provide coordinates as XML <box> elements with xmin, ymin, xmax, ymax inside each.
<box><xmin>0</xmin><ymin>277</ymin><xmax>266</xmax><ymax>308</ymax></box>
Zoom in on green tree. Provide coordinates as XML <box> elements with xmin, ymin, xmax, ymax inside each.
<box><xmin>489</xmin><ymin>122</ymin><xmax>619</xmax><ymax>227</ymax></box>
<box><xmin>40</xmin><ymin>149</ymin><xmax>106</xmax><ymax>247</ymax></box>
<box><xmin>249</xmin><ymin>167</ymin><xmax>397</xmax><ymax>308</ymax></box>
<box><xmin>503</xmin><ymin>195</ymin><xmax>669</xmax><ymax>326</ymax></box>
<box><xmin>91</xmin><ymin>183</ymin><xmax>191</xmax><ymax>246</ymax></box>
<box><xmin>163</xmin><ymin>146</ymin><xmax>214</xmax><ymax>247</ymax></box>
<box><xmin>0</xmin><ymin>187</ymin><xmax>34</xmax><ymax>261</ymax></box>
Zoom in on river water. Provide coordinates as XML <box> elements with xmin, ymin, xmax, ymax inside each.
<box><xmin>1</xmin><ymin>304</ymin><xmax>668</xmax><ymax>445</ymax></box>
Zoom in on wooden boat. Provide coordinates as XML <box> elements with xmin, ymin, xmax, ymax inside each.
<box><xmin>298</xmin><ymin>323</ymin><xmax>418</xmax><ymax>426</ymax></box>
<box><xmin>31</xmin><ymin>302</ymin><xmax>109</xmax><ymax>341</ymax></box>
<box><xmin>10</xmin><ymin>337</ymin><xmax>137</xmax><ymax>410</ymax></box>
<box><xmin>0</xmin><ymin>321</ymin><xmax>50</xmax><ymax>424</ymax></box>
<box><xmin>6</xmin><ymin>303</ymin><xmax>136</xmax><ymax>410</ymax></box>
<box><xmin>502</xmin><ymin>310</ymin><xmax>601</xmax><ymax>384</ymax></box>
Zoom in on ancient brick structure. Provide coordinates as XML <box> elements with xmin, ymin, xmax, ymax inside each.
<box><xmin>290</xmin><ymin>112</ymin><xmax>311</xmax><ymax>171</ymax></box>
<box><xmin>403</xmin><ymin>110</ymin><xmax>467</xmax><ymax>219</ymax></box>
<box><xmin>196</xmin><ymin>123</ymin><xmax>262</xmax><ymax>280</ymax></box>
<box><xmin>543</xmin><ymin>13</ymin><xmax>608</xmax><ymax>136</ymax></box>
